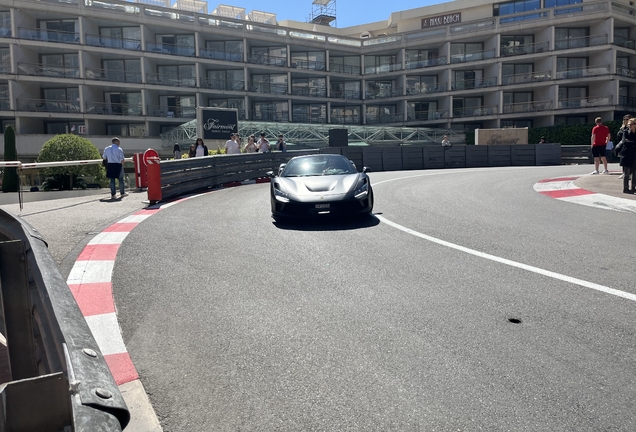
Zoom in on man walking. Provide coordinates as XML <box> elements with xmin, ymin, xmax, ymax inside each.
<box><xmin>591</xmin><ymin>117</ymin><xmax>610</xmax><ymax>174</ymax></box>
<box><xmin>103</xmin><ymin>137</ymin><xmax>127</xmax><ymax>200</ymax></box>
<box><xmin>225</xmin><ymin>133</ymin><xmax>240</xmax><ymax>154</ymax></box>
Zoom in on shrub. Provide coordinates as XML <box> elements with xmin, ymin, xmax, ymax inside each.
<box><xmin>37</xmin><ymin>134</ymin><xmax>106</xmax><ymax>190</ymax></box>
<box><xmin>2</xmin><ymin>125</ymin><xmax>19</xmax><ymax>192</ymax></box>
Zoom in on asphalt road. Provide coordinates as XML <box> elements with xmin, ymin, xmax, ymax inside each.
<box><xmin>112</xmin><ymin>165</ymin><xmax>636</xmax><ymax>431</ymax></box>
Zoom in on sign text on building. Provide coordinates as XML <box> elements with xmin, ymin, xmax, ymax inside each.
<box><xmin>421</xmin><ymin>12</ymin><xmax>461</xmax><ymax>28</ymax></box>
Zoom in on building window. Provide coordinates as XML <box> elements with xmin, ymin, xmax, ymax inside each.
<box><xmin>366</xmin><ymin>105</ymin><xmax>397</xmax><ymax>124</ymax></box>
<box><xmin>494</xmin><ymin>0</ymin><xmax>540</xmax><ymax>16</ymax></box>
<box><xmin>291</xmin><ymin>51</ymin><xmax>326</xmax><ymax>70</ymax></box>
<box><xmin>38</xmin><ymin>19</ymin><xmax>78</xmax><ymax>42</ymax></box>
<box><xmin>107</xmin><ymin>124</ymin><xmax>145</xmax><ymax>137</ymax></box>
<box><xmin>502</xmin><ymin>63</ymin><xmax>533</xmax><ymax>84</ymax></box>
<box><xmin>98</xmin><ymin>27</ymin><xmax>141</xmax><ymax>49</ymax></box>
<box><xmin>554</xmin><ymin>116</ymin><xmax>586</xmax><ymax>125</ymax></box>
<box><xmin>330</xmin><ymin>56</ymin><xmax>361</xmax><ymax>74</ymax></box>
<box><xmin>501</xmin><ymin>120</ymin><xmax>533</xmax><ymax>128</ymax></box>
<box><xmin>291</xmin><ymin>78</ymin><xmax>326</xmax><ymax>97</ymax></box>
<box><xmin>453</xmin><ymin>70</ymin><xmax>483</xmax><ymax>90</ymax></box>
<box><xmin>251</xmin><ymin>74</ymin><xmax>288</xmax><ymax>94</ymax></box>
<box><xmin>42</xmin><ymin>88</ymin><xmax>79</xmax><ymax>112</ymax></box>
<box><xmin>249</xmin><ymin>46</ymin><xmax>287</xmax><ymax>66</ymax></box>
<box><xmin>405</xmin><ymin>49</ymin><xmax>440</xmax><ymax>69</ymax></box>
<box><xmin>206</xmin><ymin>69</ymin><xmax>244</xmax><ymax>90</ymax></box>
<box><xmin>104</xmin><ymin>92</ymin><xmax>142</xmax><ymax>115</ymax></box>
<box><xmin>252</xmin><ymin>101</ymin><xmax>288</xmax><ymax>122</ymax></box>
<box><xmin>365</xmin><ymin>80</ymin><xmax>395</xmax><ymax>99</ymax></box>
<box><xmin>331</xmin><ymin>106</ymin><xmax>360</xmax><ymax>124</ymax></box>
<box><xmin>503</xmin><ymin>92</ymin><xmax>533</xmax><ymax>113</ymax></box>
<box><xmin>558</xmin><ymin>87</ymin><xmax>587</xmax><ymax>108</ymax></box>
<box><xmin>407</xmin><ymin>101</ymin><xmax>439</xmax><ymax>121</ymax></box>
<box><xmin>208</xmin><ymin>98</ymin><xmax>245</xmax><ymax>119</ymax></box>
<box><xmin>545</xmin><ymin>0</ymin><xmax>582</xmax><ymax>8</ymax></box>
<box><xmin>156</xmin><ymin>64</ymin><xmax>195</xmax><ymax>86</ymax></box>
<box><xmin>292</xmin><ymin>104</ymin><xmax>326</xmax><ymax>123</ymax></box>
<box><xmin>453</xmin><ymin>97</ymin><xmax>483</xmax><ymax>117</ymax></box>
<box><xmin>102</xmin><ymin>59</ymin><xmax>141</xmax><ymax>83</ymax></box>
<box><xmin>450</xmin><ymin>43</ymin><xmax>484</xmax><ymax>63</ymax></box>
<box><xmin>556</xmin><ymin>57</ymin><xmax>587</xmax><ymax>78</ymax></box>
<box><xmin>203</xmin><ymin>40</ymin><xmax>243</xmax><ymax>61</ymax></box>
<box><xmin>364</xmin><ymin>55</ymin><xmax>397</xmax><ymax>74</ymax></box>
<box><xmin>555</xmin><ymin>28</ymin><xmax>589</xmax><ymax>49</ymax></box>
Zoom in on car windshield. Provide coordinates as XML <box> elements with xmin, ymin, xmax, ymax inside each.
<box><xmin>282</xmin><ymin>156</ymin><xmax>356</xmax><ymax>177</ymax></box>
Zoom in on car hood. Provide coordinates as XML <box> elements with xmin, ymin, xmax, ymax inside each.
<box><xmin>277</xmin><ymin>174</ymin><xmax>360</xmax><ymax>197</ymax></box>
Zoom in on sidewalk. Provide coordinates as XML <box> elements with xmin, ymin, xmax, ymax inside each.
<box><xmin>574</xmin><ymin>170</ymin><xmax>636</xmax><ymax>201</ymax></box>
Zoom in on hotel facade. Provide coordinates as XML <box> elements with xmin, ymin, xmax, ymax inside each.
<box><xmin>0</xmin><ymin>0</ymin><xmax>634</xmax><ymax>153</ymax></box>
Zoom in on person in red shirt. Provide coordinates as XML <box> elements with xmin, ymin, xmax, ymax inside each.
<box><xmin>590</xmin><ymin>116</ymin><xmax>610</xmax><ymax>174</ymax></box>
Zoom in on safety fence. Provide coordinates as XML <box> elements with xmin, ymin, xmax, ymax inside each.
<box><xmin>0</xmin><ymin>210</ymin><xmax>129</xmax><ymax>431</ymax></box>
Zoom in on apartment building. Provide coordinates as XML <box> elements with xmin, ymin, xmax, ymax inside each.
<box><xmin>0</xmin><ymin>0</ymin><xmax>634</xmax><ymax>143</ymax></box>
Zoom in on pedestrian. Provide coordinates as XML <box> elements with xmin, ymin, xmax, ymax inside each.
<box><xmin>225</xmin><ymin>133</ymin><xmax>240</xmax><ymax>154</ymax></box>
<box><xmin>102</xmin><ymin>137</ymin><xmax>127</xmax><ymax>200</ymax></box>
<box><xmin>188</xmin><ymin>144</ymin><xmax>196</xmax><ymax>158</ymax></box>
<box><xmin>590</xmin><ymin>117</ymin><xmax>610</xmax><ymax>174</ymax></box>
<box><xmin>614</xmin><ymin>118</ymin><xmax>636</xmax><ymax>194</ymax></box>
<box><xmin>539</xmin><ymin>136</ymin><xmax>546</xmax><ymax>144</ymax></box>
<box><xmin>173</xmin><ymin>144</ymin><xmax>181</xmax><ymax>159</ymax></box>
<box><xmin>616</xmin><ymin>114</ymin><xmax>631</xmax><ymax>178</ymax></box>
<box><xmin>606</xmin><ymin>139</ymin><xmax>614</xmax><ymax>163</ymax></box>
<box><xmin>441</xmin><ymin>134</ymin><xmax>451</xmax><ymax>148</ymax></box>
<box><xmin>257</xmin><ymin>132</ymin><xmax>270</xmax><ymax>153</ymax></box>
<box><xmin>244</xmin><ymin>135</ymin><xmax>257</xmax><ymax>153</ymax></box>
<box><xmin>276</xmin><ymin>134</ymin><xmax>287</xmax><ymax>152</ymax></box>
<box><xmin>194</xmin><ymin>137</ymin><xmax>208</xmax><ymax>157</ymax></box>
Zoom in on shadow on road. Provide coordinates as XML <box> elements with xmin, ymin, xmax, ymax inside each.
<box><xmin>273</xmin><ymin>213</ymin><xmax>381</xmax><ymax>231</ymax></box>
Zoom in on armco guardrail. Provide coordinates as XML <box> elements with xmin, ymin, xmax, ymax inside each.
<box><xmin>0</xmin><ymin>210</ymin><xmax>130</xmax><ymax>431</ymax></box>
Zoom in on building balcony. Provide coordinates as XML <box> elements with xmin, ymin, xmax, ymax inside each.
<box><xmin>85</xmin><ymin>67</ymin><xmax>142</xmax><ymax>83</ymax></box>
<box><xmin>617</xmin><ymin>66</ymin><xmax>636</xmax><ymax>78</ymax></box>
<box><xmin>365</xmin><ymin>87</ymin><xmax>403</xmax><ymax>99</ymax></box>
<box><xmin>555</xmin><ymin>65</ymin><xmax>610</xmax><ymax>80</ymax></box>
<box><xmin>502</xmin><ymin>100</ymin><xmax>553</xmax><ymax>114</ymax></box>
<box><xmin>407</xmin><ymin>109</ymin><xmax>449</xmax><ymax>121</ymax></box>
<box><xmin>202</xmin><ymin>78</ymin><xmax>245</xmax><ymax>91</ymax></box>
<box><xmin>291</xmin><ymin>114</ymin><xmax>327</xmax><ymax>124</ymax></box>
<box><xmin>613</xmin><ymin>35</ymin><xmax>636</xmax><ymax>50</ymax></box>
<box><xmin>330</xmin><ymin>114</ymin><xmax>361</xmax><ymax>125</ymax></box>
<box><xmin>18</xmin><ymin>98</ymin><xmax>80</xmax><ymax>113</ymax></box>
<box><xmin>247</xmin><ymin>53</ymin><xmax>287</xmax><ymax>67</ymax></box>
<box><xmin>500</xmin><ymin>41</ymin><xmax>549</xmax><ymax>57</ymax></box>
<box><xmin>248</xmin><ymin>82</ymin><xmax>288</xmax><ymax>95</ymax></box>
<box><xmin>405</xmin><ymin>82</ymin><xmax>447</xmax><ymax>95</ymax></box>
<box><xmin>453</xmin><ymin>105</ymin><xmax>497</xmax><ymax>118</ymax></box>
<box><xmin>365</xmin><ymin>113</ymin><xmax>404</xmax><ymax>124</ymax></box>
<box><xmin>147</xmin><ymin>104</ymin><xmax>195</xmax><ymax>118</ymax></box>
<box><xmin>0</xmin><ymin>97</ymin><xmax>10</xmax><ymax>110</ymax></box>
<box><xmin>329</xmin><ymin>89</ymin><xmax>362</xmax><ymax>100</ymax></box>
<box><xmin>502</xmin><ymin>70</ymin><xmax>551</xmax><ymax>85</ymax></box>
<box><xmin>0</xmin><ymin>62</ymin><xmax>11</xmax><ymax>74</ymax></box>
<box><xmin>199</xmin><ymin>48</ymin><xmax>243</xmax><ymax>62</ymax></box>
<box><xmin>329</xmin><ymin>64</ymin><xmax>361</xmax><ymax>75</ymax></box>
<box><xmin>147</xmin><ymin>41</ymin><xmax>195</xmax><ymax>57</ymax></box>
<box><xmin>18</xmin><ymin>62</ymin><xmax>80</xmax><ymax>79</ymax></box>
<box><xmin>86</xmin><ymin>102</ymin><xmax>142</xmax><ymax>116</ymax></box>
<box><xmin>554</xmin><ymin>34</ymin><xmax>608</xmax><ymax>51</ymax></box>
<box><xmin>451</xmin><ymin>77</ymin><xmax>496</xmax><ymax>91</ymax></box>
<box><xmin>18</xmin><ymin>27</ymin><xmax>79</xmax><ymax>44</ymax></box>
<box><xmin>0</xmin><ymin>26</ymin><xmax>10</xmax><ymax>38</ymax></box>
<box><xmin>249</xmin><ymin>110</ymin><xmax>289</xmax><ymax>122</ymax></box>
<box><xmin>557</xmin><ymin>96</ymin><xmax>612</xmax><ymax>109</ymax></box>
<box><xmin>450</xmin><ymin>49</ymin><xmax>495</xmax><ymax>64</ymax></box>
<box><xmin>618</xmin><ymin>96</ymin><xmax>636</xmax><ymax>108</ymax></box>
<box><xmin>290</xmin><ymin>59</ymin><xmax>326</xmax><ymax>71</ymax></box>
<box><xmin>364</xmin><ymin>63</ymin><xmax>402</xmax><ymax>75</ymax></box>
<box><xmin>146</xmin><ymin>73</ymin><xmax>196</xmax><ymax>87</ymax></box>
<box><xmin>85</xmin><ymin>34</ymin><xmax>141</xmax><ymax>51</ymax></box>
<box><xmin>291</xmin><ymin>87</ymin><xmax>327</xmax><ymax>97</ymax></box>
<box><xmin>405</xmin><ymin>56</ymin><xmax>447</xmax><ymax>70</ymax></box>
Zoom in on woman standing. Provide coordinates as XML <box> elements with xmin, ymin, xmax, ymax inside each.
<box><xmin>188</xmin><ymin>144</ymin><xmax>196</xmax><ymax>158</ymax></box>
<box><xmin>194</xmin><ymin>137</ymin><xmax>208</xmax><ymax>157</ymax></box>
<box><xmin>615</xmin><ymin>119</ymin><xmax>636</xmax><ymax>194</ymax></box>
<box><xmin>244</xmin><ymin>135</ymin><xmax>257</xmax><ymax>153</ymax></box>
<box><xmin>173</xmin><ymin>144</ymin><xmax>181</xmax><ymax>159</ymax></box>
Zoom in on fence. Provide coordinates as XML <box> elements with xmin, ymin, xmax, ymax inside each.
<box><xmin>0</xmin><ymin>210</ymin><xmax>129</xmax><ymax>431</ymax></box>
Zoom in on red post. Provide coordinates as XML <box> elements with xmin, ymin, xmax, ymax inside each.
<box><xmin>146</xmin><ymin>156</ymin><xmax>162</xmax><ymax>204</ymax></box>
<box><xmin>133</xmin><ymin>153</ymin><xmax>148</xmax><ymax>189</ymax></box>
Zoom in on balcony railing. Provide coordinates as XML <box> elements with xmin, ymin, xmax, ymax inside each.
<box><xmin>247</xmin><ymin>53</ymin><xmax>287</xmax><ymax>67</ymax></box>
<box><xmin>86</xmin><ymin>102</ymin><xmax>143</xmax><ymax>116</ymax></box>
<box><xmin>290</xmin><ymin>59</ymin><xmax>326</xmax><ymax>71</ymax></box>
<box><xmin>330</xmin><ymin>89</ymin><xmax>362</xmax><ymax>100</ymax></box>
<box><xmin>0</xmin><ymin>26</ymin><xmax>10</xmax><ymax>38</ymax></box>
<box><xmin>502</xmin><ymin>100</ymin><xmax>553</xmax><ymax>114</ymax></box>
<box><xmin>331</xmin><ymin>114</ymin><xmax>361</xmax><ymax>125</ymax></box>
<box><xmin>249</xmin><ymin>110</ymin><xmax>289</xmax><ymax>122</ymax></box>
<box><xmin>618</xmin><ymin>96</ymin><xmax>636</xmax><ymax>108</ymax></box>
<box><xmin>405</xmin><ymin>56</ymin><xmax>447</xmax><ymax>70</ymax></box>
<box><xmin>291</xmin><ymin>87</ymin><xmax>327</xmax><ymax>97</ymax></box>
<box><xmin>613</xmin><ymin>35</ymin><xmax>636</xmax><ymax>50</ymax></box>
<box><xmin>202</xmin><ymin>78</ymin><xmax>245</xmax><ymax>91</ymax></box>
<box><xmin>0</xmin><ymin>62</ymin><xmax>11</xmax><ymax>74</ymax></box>
<box><xmin>450</xmin><ymin>49</ymin><xmax>495</xmax><ymax>64</ymax></box>
<box><xmin>364</xmin><ymin>63</ymin><xmax>402</xmax><ymax>74</ymax></box>
<box><xmin>248</xmin><ymin>82</ymin><xmax>288</xmax><ymax>95</ymax></box>
<box><xmin>451</xmin><ymin>77</ymin><xmax>496</xmax><ymax>90</ymax></box>
<box><xmin>0</xmin><ymin>98</ymin><xmax>9</xmax><ymax>110</ymax></box>
<box><xmin>147</xmin><ymin>104</ymin><xmax>195</xmax><ymax>118</ymax></box>
<box><xmin>17</xmin><ymin>98</ymin><xmax>80</xmax><ymax>113</ymax></box>
<box><xmin>557</xmin><ymin>95</ymin><xmax>612</xmax><ymax>109</ymax></box>
<box><xmin>453</xmin><ymin>105</ymin><xmax>498</xmax><ymax>118</ymax></box>
<box><xmin>291</xmin><ymin>114</ymin><xmax>327</xmax><ymax>123</ymax></box>
<box><xmin>405</xmin><ymin>82</ymin><xmax>448</xmax><ymax>95</ymax></box>
<box><xmin>199</xmin><ymin>48</ymin><xmax>243</xmax><ymax>62</ymax></box>
<box><xmin>18</xmin><ymin>27</ymin><xmax>79</xmax><ymax>44</ymax></box>
<box><xmin>329</xmin><ymin>64</ymin><xmax>361</xmax><ymax>75</ymax></box>
<box><xmin>18</xmin><ymin>62</ymin><xmax>80</xmax><ymax>79</ymax></box>
<box><xmin>365</xmin><ymin>87</ymin><xmax>403</xmax><ymax>99</ymax></box>
<box><xmin>85</xmin><ymin>67</ymin><xmax>142</xmax><ymax>83</ymax></box>
<box><xmin>555</xmin><ymin>65</ymin><xmax>610</xmax><ymax>80</ymax></box>
<box><xmin>365</xmin><ymin>113</ymin><xmax>404</xmax><ymax>124</ymax></box>
<box><xmin>500</xmin><ymin>41</ymin><xmax>549</xmax><ymax>57</ymax></box>
<box><xmin>554</xmin><ymin>34</ymin><xmax>608</xmax><ymax>50</ymax></box>
<box><xmin>617</xmin><ymin>66</ymin><xmax>636</xmax><ymax>78</ymax></box>
<box><xmin>146</xmin><ymin>41</ymin><xmax>195</xmax><ymax>57</ymax></box>
<box><xmin>85</xmin><ymin>34</ymin><xmax>141</xmax><ymax>51</ymax></box>
<box><xmin>408</xmin><ymin>109</ymin><xmax>450</xmax><ymax>121</ymax></box>
<box><xmin>146</xmin><ymin>73</ymin><xmax>196</xmax><ymax>87</ymax></box>
<box><xmin>502</xmin><ymin>70</ymin><xmax>551</xmax><ymax>85</ymax></box>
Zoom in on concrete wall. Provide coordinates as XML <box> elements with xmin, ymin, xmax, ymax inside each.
<box><xmin>475</xmin><ymin>128</ymin><xmax>529</xmax><ymax>145</ymax></box>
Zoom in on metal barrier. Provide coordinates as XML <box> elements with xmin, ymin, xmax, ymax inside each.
<box><xmin>0</xmin><ymin>210</ymin><xmax>130</xmax><ymax>431</ymax></box>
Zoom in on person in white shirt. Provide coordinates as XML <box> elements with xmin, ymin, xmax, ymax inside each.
<box><xmin>257</xmin><ymin>133</ymin><xmax>270</xmax><ymax>153</ymax></box>
<box><xmin>194</xmin><ymin>137</ymin><xmax>208</xmax><ymax>157</ymax></box>
<box><xmin>102</xmin><ymin>137</ymin><xmax>127</xmax><ymax>199</ymax></box>
<box><xmin>225</xmin><ymin>133</ymin><xmax>241</xmax><ymax>154</ymax></box>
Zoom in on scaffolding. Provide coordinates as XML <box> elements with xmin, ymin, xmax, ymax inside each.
<box><xmin>310</xmin><ymin>0</ymin><xmax>336</xmax><ymax>27</ymax></box>
<box><xmin>161</xmin><ymin>119</ymin><xmax>463</xmax><ymax>149</ymax></box>
<box><xmin>210</xmin><ymin>4</ymin><xmax>246</xmax><ymax>20</ymax></box>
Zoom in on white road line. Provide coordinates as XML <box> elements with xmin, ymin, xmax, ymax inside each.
<box><xmin>375</xmin><ymin>215</ymin><xmax>636</xmax><ymax>302</ymax></box>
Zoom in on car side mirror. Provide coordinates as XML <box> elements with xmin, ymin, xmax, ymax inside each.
<box><xmin>362</xmin><ymin>167</ymin><xmax>371</xmax><ymax>173</ymax></box>
<box><xmin>266</xmin><ymin>171</ymin><xmax>275</xmax><ymax>178</ymax></box>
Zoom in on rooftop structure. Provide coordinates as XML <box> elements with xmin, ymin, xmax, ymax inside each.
<box><xmin>310</xmin><ymin>0</ymin><xmax>336</xmax><ymax>27</ymax></box>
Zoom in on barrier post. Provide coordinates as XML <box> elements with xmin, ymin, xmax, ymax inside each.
<box><xmin>132</xmin><ymin>153</ymin><xmax>148</xmax><ymax>189</ymax></box>
<box><xmin>146</xmin><ymin>156</ymin><xmax>162</xmax><ymax>204</ymax></box>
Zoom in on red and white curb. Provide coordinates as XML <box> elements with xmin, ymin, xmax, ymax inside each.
<box><xmin>534</xmin><ymin>175</ymin><xmax>636</xmax><ymax>213</ymax></box>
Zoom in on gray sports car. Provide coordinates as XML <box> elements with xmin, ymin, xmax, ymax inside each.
<box><xmin>269</xmin><ymin>154</ymin><xmax>374</xmax><ymax>219</ymax></box>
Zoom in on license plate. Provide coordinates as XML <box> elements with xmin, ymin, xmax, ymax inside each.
<box><xmin>315</xmin><ymin>203</ymin><xmax>330</xmax><ymax>209</ymax></box>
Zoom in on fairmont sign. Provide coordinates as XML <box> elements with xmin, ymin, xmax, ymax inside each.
<box><xmin>421</xmin><ymin>12</ymin><xmax>461</xmax><ymax>28</ymax></box>
<box><xmin>199</xmin><ymin>108</ymin><xmax>238</xmax><ymax>140</ymax></box>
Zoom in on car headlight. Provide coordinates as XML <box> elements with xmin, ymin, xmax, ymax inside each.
<box><xmin>354</xmin><ymin>178</ymin><xmax>368</xmax><ymax>199</ymax></box>
<box><xmin>274</xmin><ymin>184</ymin><xmax>290</xmax><ymax>202</ymax></box>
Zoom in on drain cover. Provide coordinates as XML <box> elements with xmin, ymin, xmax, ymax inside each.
<box><xmin>508</xmin><ymin>318</ymin><xmax>522</xmax><ymax>324</ymax></box>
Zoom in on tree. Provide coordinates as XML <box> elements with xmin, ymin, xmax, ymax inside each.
<box><xmin>37</xmin><ymin>134</ymin><xmax>106</xmax><ymax>190</ymax></box>
<box><xmin>2</xmin><ymin>125</ymin><xmax>19</xmax><ymax>192</ymax></box>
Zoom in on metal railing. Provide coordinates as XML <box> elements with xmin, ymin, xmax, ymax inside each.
<box><xmin>85</xmin><ymin>67</ymin><xmax>142</xmax><ymax>83</ymax></box>
<box><xmin>365</xmin><ymin>113</ymin><xmax>404</xmax><ymax>124</ymax></box>
<box><xmin>329</xmin><ymin>64</ymin><xmax>362</xmax><ymax>75</ymax></box>
<box><xmin>291</xmin><ymin>87</ymin><xmax>327</xmax><ymax>97</ymax></box>
<box><xmin>290</xmin><ymin>59</ymin><xmax>327</xmax><ymax>71</ymax></box>
<box><xmin>407</xmin><ymin>109</ymin><xmax>450</xmax><ymax>121</ymax></box>
<box><xmin>364</xmin><ymin>63</ymin><xmax>402</xmax><ymax>74</ymax></box>
<box><xmin>146</xmin><ymin>72</ymin><xmax>196</xmax><ymax>87</ymax></box>
<box><xmin>291</xmin><ymin>114</ymin><xmax>327</xmax><ymax>123</ymax></box>
<box><xmin>502</xmin><ymin>70</ymin><xmax>551</xmax><ymax>85</ymax></box>
<box><xmin>249</xmin><ymin>110</ymin><xmax>290</xmax><ymax>122</ymax></box>
<box><xmin>202</xmin><ymin>78</ymin><xmax>245</xmax><ymax>91</ymax></box>
<box><xmin>199</xmin><ymin>48</ymin><xmax>243</xmax><ymax>62</ymax></box>
<box><xmin>450</xmin><ymin>49</ymin><xmax>495</xmax><ymax>64</ymax></box>
<box><xmin>248</xmin><ymin>82</ymin><xmax>288</xmax><ymax>95</ymax></box>
<box><xmin>247</xmin><ymin>52</ymin><xmax>287</xmax><ymax>67</ymax></box>
<box><xmin>453</xmin><ymin>105</ymin><xmax>498</xmax><ymax>118</ymax></box>
<box><xmin>146</xmin><ymin>41</ymin><xmax>195</xmax><ymax>57</ymax></box>
<box><xmin>405</xmin><ymin>56</ymin><xmax>447</xmax><ymax>70</ymax></box>
<box><xmin>85</xmin><ymin>34</ymin><xmax>141</xmax><ymax>51</ymax></box>
<box><xmin>555</xmin><ymin>64</ymin><xmax>610</xmax><ymax>80</ymax></box>
<box><xmin>18</xmin><ymin>27</ymin><xmax>80</xmax><ymax>44</ymax></box>
<box><xmin>365</xmin><ymin>87</ymin><xmax>402</xmax><ymax>99</ymax></box>
<box><xmin>17</xmin><ymin>62</ymin><xmax>80</xmax><ymax>79</ymax></box>
<box><xmin>451</xmin><ymin>77</ymin><xmax>497</xmax><ymax>90</ymax></box>
<box><xmin>617</xmin><ymin>66</ymin><xmax>636</xmax><ymax>78</ymax></box>
<box><xmin>0</xmin><ymin>209</ymin><xmax>130</xmax><ymax>431</ymax></box>
<box><xmin>405</xmin><ymin>82</ymin><xmax>448</xmax><ymax>95</ymax></box>
<box><xmin>500</xmin><ymin>41</ymin><xmax>549</xmax><ymax>57</ymax></box>
<box><xmin>502</xmin><ymin>100</ymin><xmax>553</xmax><ymax>114</ymax></box>
<box><xmin>554</xmin><ymin>34</ymin><xmax>608</xmax><ymax>50</ymax></box>
<box><xmin>330</xmin><ymin>114</ymin><xmax>361</xmax><ymax>124</ymax></box>
<box><xmin>612</xmin><ymin>35</ymin><xmax>636</xmax><ymax>50</ymax></box>
<box><xmin>147</xmin><ymin>104</ymin><xmax>195</xmax><ymax>118</ymax></box>
<box><xmin>329</xmin><ymin>89</ymin><xmax>362</xmax><ymax>100</ymax></box>
<box><xmin>557</xmin><ymin>95</ymin><xmax>613</xmax><ymax>109</ymax></box>
<box><xmin>618</xmin><ymin>96</ymin><xmax>636</xmax><ymax>107</ymax></box>
<box><xmin>86</xmin><ymin>102</ymin><xmax>143</xmax><ymax>116</ymax></box>
<box><xmin>17</xmin><ymin>98</ymin><xmax>80</xmax><ymax>113</ymax></box>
